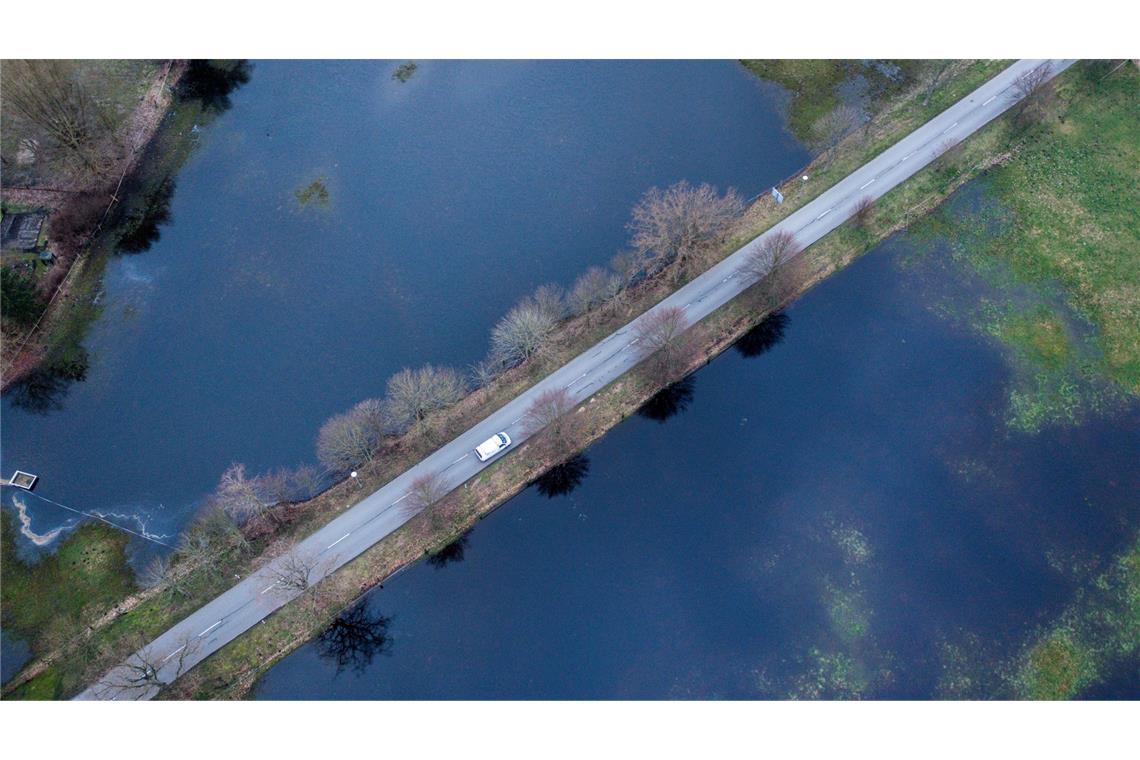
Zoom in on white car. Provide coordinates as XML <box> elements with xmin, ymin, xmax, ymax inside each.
<box><xmin>474</xmin><ymin>432</ymin><xmax>512</xmax><ymax>462</ymax></box>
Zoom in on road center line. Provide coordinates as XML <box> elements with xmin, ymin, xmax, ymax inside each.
<box><xmin>982</xmin><ymin>95</ymin><xmax>996</xmax><ymax>106</ymax></box>
<box><xmin>941</xmin><ymin>121</ymin><xmax>958</xmax><ymax>134</ymax></box>
<box><xmin>327</xmin><ymin>533</ymin><xmax>350</xmax><ymax>549</ymax></box>
<box><xmin>261</xmin><ymin>584</ymin><xmax>275</xmax><ymax>594</ymax></box>
<box><xmin>198</xmin><ymin>621</ymin><xmax>221</xmax><ymax>637</ymax></box>
<box><xmin>816</xmin><ymin>208</ymin><xmax>832</xmax><ymax>220</ymax></box>
<box><xmin>161</xmin><ymin>645</ymin><xmax>185</xmax><ymax>663</ymax></box>
<box><xmin>859</xmin><ymin>178</ymin><xmax>876</xmax><ymax>190</ymax></box>
<box><xmin>392</xmin><ymin>493</ymin><xmax>409</xmax><ymax>505</ymax></box>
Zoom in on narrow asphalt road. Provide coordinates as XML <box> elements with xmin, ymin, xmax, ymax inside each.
<box><xmin>78</xmin><ymin>59</ymin><xmax>1075</xmax><ymax>700</ymax></box>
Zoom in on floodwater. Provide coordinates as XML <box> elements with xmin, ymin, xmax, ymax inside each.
<box><xmin>0</xmin><ymin>61</ymin><xmax>808</xmax><ymax>552</ymax></box>
<box><xmin>253</xmin><ymin>183</ymin><xmax>1140</xmax><ymax>699</ymax></box>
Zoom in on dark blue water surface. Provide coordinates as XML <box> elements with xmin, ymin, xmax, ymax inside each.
<box><xmin>253</xmin><ymin>219</ymin><xmax>1140</xmax><ymax>699</ymax></box>
<box><xmin>1</xmin><ymin>61</ymin><xmax>807</xmax><ymax>547</ymax></box>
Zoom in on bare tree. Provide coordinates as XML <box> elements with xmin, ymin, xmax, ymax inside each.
<box><xmin>634</xmin><ymin>306</ymin><xmax>697</xmax><ymax>383</ymax></box>
<box><xmin>215</xmin><ymin>463</ymin><xmax>276</xmax><ymax>526</ymax></box>
<box><xmin>176</xmin><ymin>525</ymin><xmax>225</xmax><ymax>581</ymax></box>
<box><xmin>406</xmin><ymin>470</ymin><xmax>448</xmax><ymax>514</ymax></box>
<box><xmin>568</xmin><ymin>266</ymin><xmax>623</xmax><ymax>322</ymax></box>
<box><xmin>259</xmin><ymin>463</ymin><xmax>322</xmax><ymax>503</ymax></box>
<box><xmin>1</xmin><ymin>60</ymin><xmax>116</xmax><ymax>175</ymax></box>
<box><xmin>522</xmin><ymin>387</ymin><xmax>585</xmax><ymax>462</ymax></box>
<box><xmin>852</xmin><ymin>196</ymin><xmax>876</xmax><ymax>229</ymax></box>
<box><xmin>316</xmin><ymin>397</ymin><xmax>387</xmax><ymax>472</ymax></box>
<box><xmin>139</xmin><ymin>554</ymin><xmax>171</xmax><ymax>590</ymax></box>
<box><xmin>609</xmin><ymin>249</ymin><xmax>647</xmax><ymax>289</ymax></box>
<box><xmin>96</xmin><ymin>635</ymin><xmax>200</xmax><ymax>699</ymax></box>
<box><xmin>530</xmin><ymin>283</ymin><xmax>567</xmax><ymax>321</ymax></box>
<box><xmin>96</xmin><ymin>647</ymin><xmax>165</xmax><ymax>698</ymax></box>
<box><xmin>628</xmin><ymin>181</ymin><xmax>745</xmax><ymax>281</ymax></box>
<box><xmin>384</xmin><ymin>366</ymin><xmax>466</xmax><ymax>433</ymax></box>
<box><xmin>1011</xmin><ymin>63</ymin><xmax>1056</xmax><ymax>128</ymax></box>
<box><xmin>810</xmin><ymin>104</ymin><xmax>861</xmax><ymax>162</ymax></box>
<box><xmin>140</xmin><ymin>552</ymin><xmax>194</xmax><ymax>599</ymax></box>
<box><xmin>738</xmin><ymin>230</ymin><xmax>802</xmax><ymax>282</ymax></box>
<box><xmin>470</xmin><ymin>355</ymin><xmax>505</xmax><ymax>389</ymax></box>
<box><xmin>490</xmin><ymin>297</ymin><xmax>562</xmax><ymax>368</ymax></box>
<box><xmin>271</xmin><ymin>548</ymin><xmax>320</xmax><ymax>593</ymax></box>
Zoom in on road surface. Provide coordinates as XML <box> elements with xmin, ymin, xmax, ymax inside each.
<box><xmin>78</xmin><ymin>59</ymin><xmax>1075</xmax><ymax>699</ymax></box>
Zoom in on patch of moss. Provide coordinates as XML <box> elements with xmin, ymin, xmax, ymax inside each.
<box><xmin>1020</xmin><ymin>628</ymin><xmax>1094</xmax><ymax>700</ymax></box>
<box><xmin>392</xmin><ymin>62</ymin><xmax>418</xmax><ymax>83</ymax></box>
<box><xmin>294</xmin><ymin>178</ymin><xmax>330</xmax><ymax>209</ymax></box>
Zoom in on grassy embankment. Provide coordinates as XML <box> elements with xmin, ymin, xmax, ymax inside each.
<box><xmin>4</xmin><ymin>59</ymin><xmax>1017</xmax><ymax>700</ymax></box>
<box><xmin>0</xmin><ymin>511</ymin><xmax>134</xmax><ymax>699</ymax></box>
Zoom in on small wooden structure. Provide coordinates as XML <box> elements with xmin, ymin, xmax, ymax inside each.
<box><xmin>4</xmin><ymin>471</ymin><xmax>38</xmax><ymax>490</ymax></box>
<box><xmin>0</xmin><ymin>212</ymin><xmax>47</xmax><ymax>251</ymax></box>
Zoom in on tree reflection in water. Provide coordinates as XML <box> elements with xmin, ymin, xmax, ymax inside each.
<box><xmin>734</xmin><ymin>311</ymin><xmax>788</xmax><ymax>358</ymax></box>
<box><xmin>533</xmin><ymin>453</ymin><xmax>590</xmax><ymax>498</ymax></box>
<box><xmin>7</xmin><ymin>349</ymin><xmax>89</xmax><ymax>415</ymax></box>
<box><xmin>636</xmin><ymin>376</ymin><xmax>695</xmax><ymax>423</ymax></box>
<box><xmin>427</xmin><ymin>529</ymin><xmax>472</xmax><ymax>569</ymax></box>
<box><xmin>317</xmin><ymin>601</ymin><xmax>393</xmax><ymax>676</ymax></box>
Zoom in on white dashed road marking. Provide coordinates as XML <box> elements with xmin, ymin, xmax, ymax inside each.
<box><xmin>327</xmin><ymin>533</ymin><xmax>350</xmax><ymax>549</ymax></box>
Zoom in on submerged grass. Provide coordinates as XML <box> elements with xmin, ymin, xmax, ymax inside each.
<box><xmin>294</xmin><ymin>178</ymin><xmax>330</xmax><ymax>209</ymax></box>
<box><xmin>901</xmin><ymin>64</ymin><xmax>1139</xmax><ymax>434</ymax></box>
<box><xmin>1011</xmin><ymin>536</ymin><xmax>1139</xmax><ymax>699</ymax></box>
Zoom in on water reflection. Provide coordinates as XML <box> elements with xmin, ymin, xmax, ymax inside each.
<box><xmin>532</xmin><ymin>453</ymin><xmax>591</xmax><ymax>498</ymax></box>
<box><xmin>637</xmin><ymin>376</ymin><xmax>695</xmax><ymax>423</ymax></box>
<box><xmin>177</xmin><ymin>60</ymin><xmax>252</xmax><ymax>113</ymax></box>
<box><xmin>316</xmin><ymin>601</ymin><xmax>393</xmax><ymax>676</ymax></box>
<box><xmin>116</xmin><ymin>176</ymin><xmax>176</xmax><ymax>254</ymax></box>
<box><xmin>733</xmin><ymin>311</ymin><xmax>789</xmax><ymax>358</ymax></box>
<box><xmin>6</xmin><ymin>349</ymin><xmax>89</xmax><ymax>414</ymax></box>
<box><xmin>426</xmin><ymin>529</ymin><xmax>472</xmax><ymax>569</ymax></box>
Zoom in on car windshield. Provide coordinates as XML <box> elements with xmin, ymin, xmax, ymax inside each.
<box><xmin>498</xmin><ymin>434</ymin><xmax>507</xmax><ymax>445</ymax></box>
